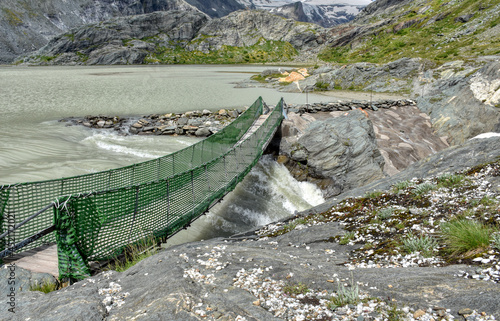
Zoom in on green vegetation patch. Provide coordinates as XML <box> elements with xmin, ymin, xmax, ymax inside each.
<box><xmin>30</xmin><ymin>279</ymin><xmax>59</xmax><ymax>293</ymax></box>
<box><xmin>146</xmin><ymin>40</ymin><xmax>298</xmax><ymax>64</ymax></box>
<box><xmin>328</xmin><ymin>277</ymin><xmax>360</xmax><ymax>310</ymax></box>
<box><xmin>401</xmin><ymin>232</ymin><xmax>438</xmax><ymax>257</ymax></box>
<box><xmin>318</xmin><ymin>0</ymin><xmax>500</xmax><ymax>64</ymax></box>
<box><xmin>259</xmin><ymin>159</ymin><xmax>500</xmax><ymax>266</ymax></box>
<box><xmin>440</xmin><ymin>218</ymin><xmax>498</xmax><ymax>257</ymax></box>
<box><xmin>110</xmin><ymin>237</ymin><xmax>159</xmax><ymax>272</ymax></box>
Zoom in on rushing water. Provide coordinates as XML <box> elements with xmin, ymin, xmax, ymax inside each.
<box><xmin>0</xmin><ymin>64</ymin><xmax>326</xmax><ymax>244</ymax></box>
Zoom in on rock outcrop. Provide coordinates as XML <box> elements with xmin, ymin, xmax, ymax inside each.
<box><xmin>273</xmin><ymin>97</ymin><xmax>450</xmax><ymax>198</ymax></box>
<box><xmin>353</xmin><ymin>0</ymin><xmax>413</xmax><ymax>25</ymax></box>
<box><xmin>276</xmin><ymin>109</ymin><xmax>385</xmax><ymax>198</ymax></box>
<box><xmin>252</xmin><ymin>57</ymin><xmax>500</xmax><ymax>149</ymax></box>
<box><xmin>0</xmin><ymin>0</ymin><xmax>250</xmax><ymax>64</ymax></box>
<box><xmin>417</xmin><ymin>60</ymin><xmax>500</xmax><ymax>146</ymax></box>
<box><xmin>19</xmin><ymin>9</ymin><xmax>328</xmax><ymax>65</ymax></box>
<box><xmin>21</xmin><ymin>10</ymin><xmax>209</xmax><ymax>65</ymax></box>
<box><xmin>265</xmin><ymin>1</ymin><xmax>364</xmax><ymax>28</ymax></box>
<box><xmin>315</xmin><ymin>134</ymin><xmax>500</xmax><ymax>212</ymax></box>
<box><xmin>187</xmin><ymin>10</ymin><xmax>327</xmax><ymax>53</ymax></box>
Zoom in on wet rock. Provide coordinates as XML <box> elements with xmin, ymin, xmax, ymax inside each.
<box><xmin>195</xmin><ymin>127</ymin><xmax>211</xmax><ymax>137</ymax></box>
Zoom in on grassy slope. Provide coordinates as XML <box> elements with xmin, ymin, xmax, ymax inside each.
<box><xmin>145</xmin><ymin>39</ymin><xmax>298</xmax><ymax>64</ymax></box>
<box><xmin>319</xmin><ymin>0</ymin><xmax>500</xmax><ymax>64</ymax></box>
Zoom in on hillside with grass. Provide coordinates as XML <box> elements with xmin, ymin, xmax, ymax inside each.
<box><xmin>319</xmin><ymin>0</ymin><xmax>500</xmax><ymax>64</ymax></box>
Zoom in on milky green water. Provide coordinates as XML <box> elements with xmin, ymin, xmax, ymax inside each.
<box><xmin>0</xmin><ymin>64</ymin><xmax>326</xmax><ymax>243</ymax></box>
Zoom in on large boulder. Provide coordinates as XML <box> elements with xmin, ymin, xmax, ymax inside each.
<box><xmin>279</xmin><ymin>109</ymin><xmax>385</xmax><ymax>198</ymax></box>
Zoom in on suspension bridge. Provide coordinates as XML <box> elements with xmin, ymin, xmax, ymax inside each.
<box><xmin>0</xmin><ymin>97</ymin><xmax>284</xmax><ymax>280</ymax></box>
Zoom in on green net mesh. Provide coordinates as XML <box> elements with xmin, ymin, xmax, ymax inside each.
<box><xmin>1</xmin><ymin>97</ymin><xmax>284</xmax><ymax>280</ymax></box>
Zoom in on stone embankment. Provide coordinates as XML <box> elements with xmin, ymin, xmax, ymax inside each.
<box><xmin>289</xmin><ymin>99</ymin><xmax>416</xmax><ymax>114</ymax></box>
<box><xmin>62</xmin><ymin>108</ymin><xmax>242</xmax><ymax>137</ymax></box>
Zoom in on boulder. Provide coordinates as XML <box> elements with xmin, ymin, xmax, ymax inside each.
<box><xmin>280</xmin><ymin>109</ymin><xmax>385</xmax><ymax>197</ymax></box>
<box><xmin>195</xmin><ymin>127</ymin><xmax>211</xmax><ymax>137</ymax></box>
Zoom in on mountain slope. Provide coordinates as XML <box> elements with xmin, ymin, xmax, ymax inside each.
<box><xmin>237</xmin><ymin>0</ymin><xmax>367</xmax><ymax>27</ymax></box>
<box><xmin>0</xmin><ymin>0</ymin><xmax>243</xmax><ymax>64</ymax></box>
<box><xmin>19</xmin><ymin>10</ymin><xmax>327</xmax><ymax>65</ymax></box>
<box><xmin>318</xmin><ymin>0</ymin><xmax>500</xmax><ymax>64</ymax></box>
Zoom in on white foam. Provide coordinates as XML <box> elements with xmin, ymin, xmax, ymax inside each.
<box><xmin>248</xmin><ymin>155</ymin><xmax>325</xmax><ymax>214</ymax></box>
<box><xmin>470</xmin><ymin>132</ymin><xmax>500</xmax><ymax>140</ymax></box>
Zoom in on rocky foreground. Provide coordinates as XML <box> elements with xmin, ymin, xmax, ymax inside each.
<box><xmin>2</xmin><ymin>135</ymin><xmax>500</xmax><ymax>320</ymax></box>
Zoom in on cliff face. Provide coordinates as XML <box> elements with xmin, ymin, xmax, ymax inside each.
<box><xmin>0</xmin><ymin>0</ymin><xmax>243</xmax><ymax>64</ymax></box>
<box><xmin>238</xmin><ymin>0</ymin><xmax>366</xmax><ymax>27</ymax></box>
<box><xmin>21</xmin><ymin>10</ymin><xmax>209</xmax><ymax>65</ymax></box>
<box><xmin>188</xmin><ymin>10</ymin><xmax>327</xmax><ymax>52</ymax></box>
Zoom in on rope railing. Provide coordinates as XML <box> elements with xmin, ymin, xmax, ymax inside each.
<box><xmin>0</xmin><ymin>97</ymin><xmax>264</xmax><ymax>257</ymax></box>
<box><xmin>54</xmin><ymin>98</ymin><xmax>284</xmax><ymax>280</ymax></box>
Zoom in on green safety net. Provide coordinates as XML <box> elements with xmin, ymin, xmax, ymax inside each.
<box><xmin>0</xmin><ymin>189</ymin><xmax>8</xmax><ymax>262</ymax></box>
<box><xmin>0</xmin><ymin>97</ymin><xmax>264</xmax><ymax>256</ymax></box>
<box><xmin>0</xmin><ymin>96</ymin><xmax>284</xmax><ymax>280</ymax></box>
<box><xmin>54</xmin><ymin>98</ymin><xmax>284</xmax><ymax>280</ymax></box>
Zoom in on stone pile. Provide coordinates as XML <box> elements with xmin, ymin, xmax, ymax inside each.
<box><xmin>62</xmin><ymin>108</ymin><xmax>242</xmax><ymax>137</ymax></box>
<box><xmin>291</xmin><ymin>99</ymin><xmax>416</xmax><ymax>114</ymax></box>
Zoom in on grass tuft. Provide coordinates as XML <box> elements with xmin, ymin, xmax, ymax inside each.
<box><xmin>392</xmin><ymin>180</ymin><xmax>415</xmax><ymax>193</ymax></box>
<box><xmin>377</xmin><ymin>207</ymin><xmax>394</xmax><ymax>220</ymax></box>
<box><xmin>440</xmin><ymin>218</ymin><xmax>497</xmax><ymax>257</ymax></box>
<box><xmin>412</xmin><ymin>183</ymin><xmax>436</xmax><ymax>196</ymax></box>
<box><xmin>328</xmin><ymin>277</ymin><xmax>360</xmax><ymax>310</ymax></box>
<box><xmin>365</xmin><ymin>190</ymin><xmax>384</xmax><ymax>199</ymax></box>
<box><xmin>339</xmin><ymin>231</ymin><xmax>356</xmax><ymax>245</ymax></box>
<box><xmin>283</xmin><ymin>282</ymin><xmax>310</xmax><ymax>296</ymax></box>
<box><xmin>112</xmin><ymin>237</ymin><xmax>159</xmax><ymax>272</ymax></box>
<box><xmin>437</xmin><ymin>173</ymin><xmax>466</xmax><ymax>188</ymax></box>
<box><xmin>30</xmin><ymin>279</ymin><xmax>58</xmax><ymax>293</ymax></box>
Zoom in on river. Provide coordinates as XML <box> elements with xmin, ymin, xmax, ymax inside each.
<box><xmin>0</xmin><ymin>64</ymin><xmax>327</xmax><ymax>245</ymax></box>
